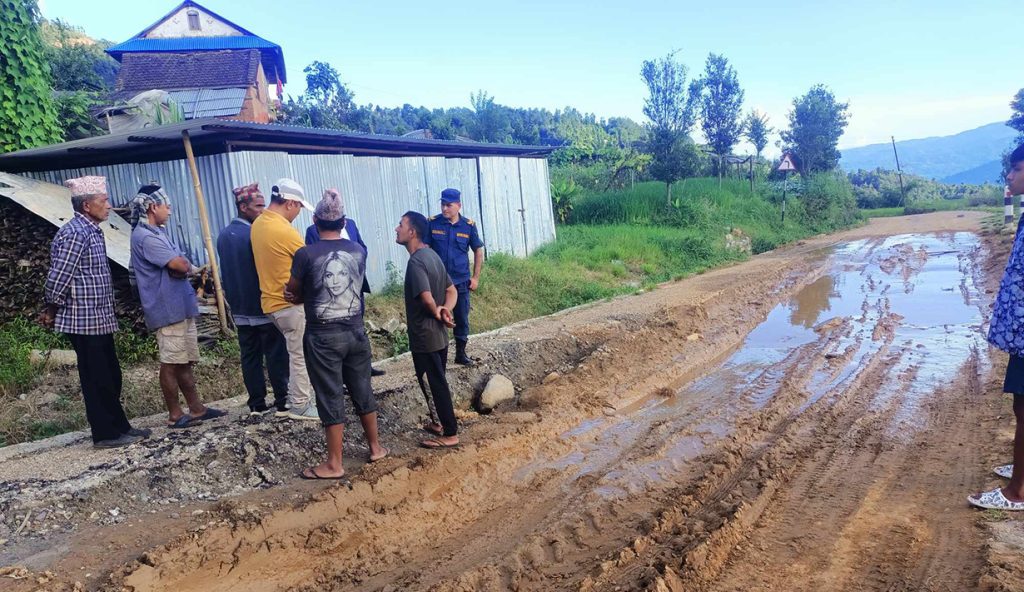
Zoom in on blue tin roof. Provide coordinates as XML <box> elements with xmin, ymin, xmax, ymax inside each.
<box><xmin>106</xmin><ymin>37</ymin><xmax>286</xmax><ymax>84</ymax></box>
<box><xmin>107</xmin><ymin>36</ymin><xmax>279</xmax><ymax>53</ymax></box>
<box><xmin>105</xmin><ymin>2</ymin><xmax>286</xmax><ymax>83</ymax></box>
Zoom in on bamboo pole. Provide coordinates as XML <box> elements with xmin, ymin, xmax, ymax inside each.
<box><xmin>181</xmin><ymin>130</ymin><xmax>230</xmax><ymax>335</ymax></box>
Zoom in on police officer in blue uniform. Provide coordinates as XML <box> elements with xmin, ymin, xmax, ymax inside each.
<box><xmin>427</xmin><ymin>188</ymin><xmax>484</xmax><ymax>365</ymax></box>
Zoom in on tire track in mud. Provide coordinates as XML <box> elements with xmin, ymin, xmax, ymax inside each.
<box><xmin>111</xmin><ymin>253</ymin><xmax>841</xmax><ymax>592</ymax></box>
<box><xmin>24</xmin><ymin>216</ymin><xmax>991</xmax><ymax>592</ymax></box>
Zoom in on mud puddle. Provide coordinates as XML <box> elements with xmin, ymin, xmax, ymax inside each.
<box><xmin>523</xmin><ymin>232</ymin><xmax>987</xmax><ymax>504</ymax></box>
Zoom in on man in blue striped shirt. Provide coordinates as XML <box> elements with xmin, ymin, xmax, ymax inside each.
<box><xmin>41</xmin><ymin>176</ymin><xmax>149</xmax><ymax>449</ymax></box>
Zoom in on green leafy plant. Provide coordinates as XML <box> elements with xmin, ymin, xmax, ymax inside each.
<box><xmin>0</xmin><ymin>0</ymin><xmax>63</xmax><ymax>150</ymax></box>
<box><xmin>550</xmin><ymin>178</ymin><xmax>580</xmax><ymax>224</ymax></box>
<box><xmin>378</xmin><ymin>261</ymin><xmax>404</xmax><ymax>298</ymax></box>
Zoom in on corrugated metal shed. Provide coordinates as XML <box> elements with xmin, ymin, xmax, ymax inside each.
<box><xmin>0</xmin><ymin>118</ymin><xmax>554</xmax><ymax>172</ymax></box>
<box><xmin>0</xmin><ymin>173</ymin><xmax>133</xmax><ymax>269</ymax></box>
<box><xmin>17</xmin><ymin>152</ymin><xmax>555</xmax><ymax>290</ymax></box>
<box><xmin>3</xmin><ymin>121</ymin><xmax>556</xmax><ymax>291</ymax></box>
<box><xmin>167</xmin><ymin>88</ymin><xmax>247</xmax><ymax>118</ymax></box>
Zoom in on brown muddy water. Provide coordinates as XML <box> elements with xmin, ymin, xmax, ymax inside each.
<box><xmin>515</xmin><ymin>233</ymin><xmax>988</xmax><ymax>505</ymax></box>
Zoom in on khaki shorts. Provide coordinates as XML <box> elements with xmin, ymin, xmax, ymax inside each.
<box><xmin>156</xmin><ymin>318</ymin><xmax>200</xmax><ymax>364</ymax></box>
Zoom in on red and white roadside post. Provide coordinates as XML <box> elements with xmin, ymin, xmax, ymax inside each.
<box><xmin>778</xmin><ymin>152</ymin><xmax>797</xmax><ymax>223</ymax></box>
<box><xmin>1007</xmin><ymin>185</ymin><xmax>1015</xmax><ymax>225</ymax></box>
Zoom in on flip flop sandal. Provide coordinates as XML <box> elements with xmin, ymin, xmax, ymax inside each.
<box><xmin>968</xmin><ymin>487</ymin><xmax>1024</xmax><ymax>511</ymax></box>
<box><xmin>300</xmin><ymin>467</ymin><xmax>346</xmax><ymax>480</ymax></box>
<box><xmin>420</xmin><ymin>438</ymin><xmax>459</xmax><ymax>449</ymax></box>
<box><xmin>995</xmin><ymin>464</ymin><xmax>1014</xmax><ymax>479</ymax></box>
<box><xmin>167</xmin><ymin>414</ymin><xmax>199</xmax><ymax>429</ymax></box>
<box><xmin>194</xmin><ymin>408</ymin><xmax>228</xmax><ymax>421</ymax></box>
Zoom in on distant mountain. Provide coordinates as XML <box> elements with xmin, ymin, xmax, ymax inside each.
<box><xmin>941</xmin><ymin>159</ymin><xmax>1004</xmax><ymax>185</ymax></box>
<box><xmin>840</xmin><ymin>122</ymin><xmax>1017</xmax><ymax>184</ymax></box>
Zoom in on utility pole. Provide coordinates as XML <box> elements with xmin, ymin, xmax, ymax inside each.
<box><xmin>891</xmin><ymin>136</ymin><xmax>907</xmax><ymax>206</ymax></box>
<box><xmin>748</xmin><ymin>156</ymin><xmax>754</xmax><ymax>194</ymax></box>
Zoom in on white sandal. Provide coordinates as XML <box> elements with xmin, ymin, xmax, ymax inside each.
<box><xmin>968</xmin><ymin>487</ymin><xmax>1024</xmax><ymax>510</ymax></box>
<box><xmin>994</xmin><ymin>464</ymin><xmax>1013</xmax><ymax>479</ymax></box>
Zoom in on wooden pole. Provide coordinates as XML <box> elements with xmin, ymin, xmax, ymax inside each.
<box><xmin>181</xmin><ymin>130</ymin><xmax>231</xmax><ymax>335</ymax></box>
<box><xmin>891</xmin><ymin>136</ymin><xmax>907</xmax><ymax>207</ymax></box>
<box><xmin>781</xmin><ymin>171</ymin><xmax>788</xmax><ymax>223</ymax></box>
<box><xmin>748</xmin><ymin>156</ymin><xmax>754</xmax><ymax>194</ymax></box>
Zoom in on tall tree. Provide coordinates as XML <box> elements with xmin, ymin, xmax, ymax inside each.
<box><xmin>781</xmin><ymin>85</ymin><xmax>849</xmax><ymax>175</ymax></box>
<box><xmin>698</xmin><ymin>53</ymin><xmax>745</xmax><ymax>173</ymax></box>
<box><xmin>41</xmin><ymin>19</ymin><xmax>119</xmax><ymax>140</ymax></box>
<box><xmin>743</xmin><ymin>110</ymin><xmax>772</xmax><ymax>159</ymax></box>
<box><xmin>42</xmin><ymin>19</ymin><xmax>118</xmax><ymax>92</ymax></box>
<box><xmin>1010</xmin><ymin>88</ymin><xmax>1024</xmax><ymax>145</ymax></box>
<box><xmin>0</xmin><ymin>0</ymin><xmax>62</xmax><ymax>151</ymax></box>
<box><xmin>280</xmin><ymin>61</ymin><xmax>356</xmax><ymax>129</ymax></box>
<box><xmin>470</xmin><ymin>91</ymin><xmax>512</xmax><ymax>143</ymax></box>
<box><xmin>640</xmin><ymin>52</ymin><xmax>702</xmax><ymax>202</ymax></box>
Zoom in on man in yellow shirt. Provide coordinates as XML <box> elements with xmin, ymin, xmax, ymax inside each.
<box><xmin>251</xmin><ymin>178</ymin><xmax>319</xmax><ymax>421</ymax></box>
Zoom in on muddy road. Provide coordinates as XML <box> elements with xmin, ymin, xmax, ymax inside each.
<box><xmin>4</xmin><ymin>211</ymin><xmax>1021</xmax><ymax>592</ymax></box>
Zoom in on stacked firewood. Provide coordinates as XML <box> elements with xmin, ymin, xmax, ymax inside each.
<box><xmin>0</xmin><ymin>198</ymin><xmax>145</xmax><ymax>329</ymax></box>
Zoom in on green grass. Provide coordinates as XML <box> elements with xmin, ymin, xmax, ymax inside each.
<box><xmin>0</xmin><ymin>317</ymin><xmax>68</xmax><ymax>397</ymax></box>
<box><xmin>861</xmin><ymin>198</ymin><xmax>1002</xmax><ymax>218</ymax></box>
<box><xmin>861</xmin><ymin>207</ymin><xmax>907</xmax><ymax>218</ymax></box>
<box><xmin>369</xmin><ymin>177</ymin><xmax>862</xmax><ymax>352</ymax></box>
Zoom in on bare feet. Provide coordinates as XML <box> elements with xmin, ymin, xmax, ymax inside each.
<box><xmin>300</xmin><ymin>463</ymin><xmax>345</xmax><ymax>480</ymax></box>
<box><xmin>422</xmin><ymin>422</ymin><xmax>443</xmax><ymax>436</ymax></box>
<box><xmin>369</xmin><ymin>447</ymin><xmax>390</xmax><ymax>462</ymax></box>
<box><xmin>1003</xmin><ymin>487</ymin><xmax>1024</xmax><ymax>503</ymax></box>
<box><xmin>420</xmin><ymin>436</ymin><xmax>459</xmax><ymax>449</ymax></box>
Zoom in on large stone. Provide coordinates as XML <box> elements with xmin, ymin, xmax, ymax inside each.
<box><xmin>479</xmin><ymin>374</ymin><xmax>515</xmax><ymax>411</ymax></box>
<box><xmin>383</xmin><ymin>318</ymin><xmax>404</xmax><ymax>334</ymax></box>
<box><xmin>724</xmin><ymin>228</ymin><xmax>752</xmax><ymax>254</ymax></box>
<box><xmin>29</xmin><ymin>349</ymin><xmax>77</xmax><ymax>367</ymax></box>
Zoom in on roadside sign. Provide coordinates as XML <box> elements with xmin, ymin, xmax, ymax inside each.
<box><xmin>778</xmin><ymin>153</ymin><xmax>797</xmax><ymax>172</ymax></box>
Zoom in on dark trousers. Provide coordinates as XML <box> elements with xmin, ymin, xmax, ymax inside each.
<box><xmin>412</xmin><ymin>347</ymin><xmax>458</xmax><ymax>437</ymax></box>
<box><xmin>67</xmin><ymin>333</ymin><xmax>131</xmax><ymax>443</ymax></box>
<box><xmin>303</xmin><ymin>326</ymin><xmax>377</xmax><ymax>426</ymax></box>
<box><xmin>237</xmin><ymin>323</ymin><xmax>290</xmax><ymax>411</ymax></box>
<box><xmin>453</xmin><ymin>283</ymin><xmax>471</xmax><ymax>343</ymax></box>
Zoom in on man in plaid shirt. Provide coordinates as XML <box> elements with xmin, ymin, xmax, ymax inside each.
<box><xmin>40</xmin><ymin>176</ymin><xmax>149</xmax><ymax>449</ymax></box>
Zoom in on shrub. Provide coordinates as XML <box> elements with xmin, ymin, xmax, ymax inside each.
<box><xmin>798</xmin><ymin>172</ymin><xmax>860</xmax><ymax>231</ymax></box>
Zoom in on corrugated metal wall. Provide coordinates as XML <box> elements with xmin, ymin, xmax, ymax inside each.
<box><xmin>24</xmin><ymin>152</ymin><xmax>554</xmax><ymax>290</ymax></box>
<box><xmin>518</xmin><ymin>158</ymin><xmax>556</xmax><ymax>254</ymax></box>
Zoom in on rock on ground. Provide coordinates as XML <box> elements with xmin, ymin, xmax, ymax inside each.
<box><xmin>479</xmin><ymin>374</ymin><xmax>515</xmax><ymax>410</ymax></box>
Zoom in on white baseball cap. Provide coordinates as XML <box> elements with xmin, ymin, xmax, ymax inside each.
<box><xmin>272</xmin><ymin>178</ymin><xmax>314</xmax><ymax>210</ymax></box>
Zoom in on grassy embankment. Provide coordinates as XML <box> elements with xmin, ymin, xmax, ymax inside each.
<box><xmin>0</xmin><ymin>177</ymin><xmax>859</xmax><ymax>446</ymax></box>
<box><xmin>861</xmin><ymin>198</ymin><xmax>1003</xmax><ymax>218</ymax></box>
<box><xmin>367</xmin><ymin>176</ymin><xmax>860</xmax><ymax>339</ymax></box>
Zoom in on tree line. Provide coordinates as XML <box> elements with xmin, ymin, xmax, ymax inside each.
<box><xmin>2</xmin><ymin>0</ymin><xmax>850</xmax><ymax>207</ymax></box>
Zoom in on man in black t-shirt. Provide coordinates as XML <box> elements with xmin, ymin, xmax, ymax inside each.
<box><xmin>396</xmin><ymin>211</ymin><xmax>460</xmax><ymax>448</ymax></box>
<box><xmin>286</xmin><ymin>190</ymin><xmax>389</xmax><ymax>480</ymax></box>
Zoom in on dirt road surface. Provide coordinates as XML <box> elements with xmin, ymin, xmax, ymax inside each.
<box><xmin>4</xmin><ymin>211</ymin><xmax>1024</xmax><ymax>592</ymax></box>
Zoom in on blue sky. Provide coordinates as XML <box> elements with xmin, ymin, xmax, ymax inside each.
<box><xmin>39</xmin><ymin>0</ymin><xmax>1018</xmax><ymax>153</ymax></box>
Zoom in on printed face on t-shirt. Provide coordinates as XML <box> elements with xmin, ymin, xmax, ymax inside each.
<box><xmin>313</xmin><ymin>249</ymin><xmax>361</xmax><ymax>321</ymax></box>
